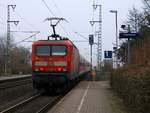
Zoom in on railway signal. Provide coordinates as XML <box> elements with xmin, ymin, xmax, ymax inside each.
<box><xmin>89</xmin><ymin>34</ymin><xmax>94</xmax><ymax>71</ymax></box>
<box><xmin>89</xmin><ymin>34</ymin><xmax>94</xmax><ymax>45</ymax></box>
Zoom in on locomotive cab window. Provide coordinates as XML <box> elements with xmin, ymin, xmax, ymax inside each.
<box><xmin>36</xmin><ymin>45</ymin><xmax>50</xmax><ymax>56</ymax></box>
<box><xmin>36</xmin><ymin>45</ymin><xmax>66</xmax><ymax>56</ymax></box>
<box><xmin>52</xmin><ymin>45</ymin><xmax>66</xmax><ymax>56</ymax></box>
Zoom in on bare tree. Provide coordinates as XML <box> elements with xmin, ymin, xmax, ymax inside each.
<box><xmin>0</xmin><ymin>37</ymin><xmax>6</xmax><ymax>73</ymax></box>
<box><xmin>143</xmin><ymin>0</ymin><xmax>150</xmax><ymax>11</ymax></box>
<box><xmin>0</xmin><ymin>34</ymin><xmax>31</xmax><ymax>75</ymax></box>
<box><xmin>11</xmin><ymin>46</ymin><xmax>31</xmax><ymax>74</ymax></box>
<box><xmin>127</xmin><ymin>7</ymin><xmax>145</xmax><ymax>32</ymax></box>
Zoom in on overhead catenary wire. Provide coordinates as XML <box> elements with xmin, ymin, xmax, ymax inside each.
<box><xmin>50</xmin><ymin>0</ymin><xmax>64</xmax><ymax>17</ymax></box>
<box><xmin>40</xmin><ymin>0</ymin><xmax>91</xmax><ymax>62</ymax></box>
<box><xmin>48</xmin><ymin>0</ymin><xmax>71</xmax><ymax>38</ymax></box>
<box><xmin>41</xmin><ymin>0</ymin><xmax>89</xmax><ymax>43</ymax></box>
<box><xmin>0</xmin><ymin>3</ymin><xmax>39</xmax><ymax>42</ymax></box>
<box><xmin>41</xmin><ymin>0</ymin><xmax>70</xmax><ymax>38</ymax></box>
<box><xmin>42</xmin><ymin>0</ymin><xmax>56</xmax><ymax>16</ymax></box>
<box><xmin>11</xmin><ymin>31</ymin><xmax>40</xmax><ymax>33</ymax></box>
<box><xmin>11</xmin><ymin>31</ymin><xmax>40</xmax><ymax>43</ymax></box>
<box><xmin>14</xmin><ymin>11</ymin><xmax>39</xmax><ymax>31</ymax></box>
<box><xmin>10</xmin><ymin>7</ymin><xmax>41</xmax><ymax>45</ymax></box>
<box><xmin>12</xmin><ymin>34</ymin><xmax>33</xmax><ymax>46</ymax></box>
<box><xmin>74</xmin><ymin>32</ymin><xmax>88</xmax><ymax>40</ymax></box>
<box><xmin>14</xmin><ymin>32</ymin><xmax>40</xmax><ymax>45</ymax></box>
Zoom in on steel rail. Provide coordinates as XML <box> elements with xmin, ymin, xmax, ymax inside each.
<box><xmin>36</xmin><ymin>95</ymin><xmax>62</xmax><ymax>113</ymax></box>
<box><xmin>0</xmin><ymin>75</ymin><xmax>31</xmax><ymax>84</ymax></box>
<box><xmin>0</xmin><ymin>93</ymin><xmax>41</xmax><ymax>113</ymax></box>
<box><xmin>0</xmin><ymin>79</ymin><xmax>32</xmax><ymax>90</ymax></box>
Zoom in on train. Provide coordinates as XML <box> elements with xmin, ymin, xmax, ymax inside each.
<box><xmin>32</xmin><ymin>38</ymin><xmax>91</xmax><ymax>92</ymax></box>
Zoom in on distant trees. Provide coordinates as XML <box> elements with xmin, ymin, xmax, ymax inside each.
<box><xmin>127</xmin><ymin>7</ymin><xmax>144</xmax><ymax>32</ymax></box>
<box><xmin>11</xmin><ymin>46</ymin><xmax>31</xmax><ymax>74</ymax></box>
<box><xmin>117</xmin><ymin>42</ymin><xmax>128</xmax><ymax>63</ymax></box>
<box><xmin>0</xmin><ymin>37</ymin><xmax>6</xmax><ymax>73</ymax></box>
<box><xmin>143</xmin><ymin>0</ymin><xmax>150</xmax><ymax>12</ymax></box>
<box><xmin>0</xmin><ymin>36</ymin><xmax>31</xmax><ymax>75</ymax></box>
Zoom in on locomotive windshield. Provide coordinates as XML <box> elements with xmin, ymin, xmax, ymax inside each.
<box><xmin>36</xmin><ymin>45</ymin><xmax>50</xmax><ymax>56</ymax></box>
<box><xmin>36</xmin><ymin>45</ymin><xmax>66</xmax><ymax>56</ymax></box>
<box><xmin>52</xmin><ymin>45</ymin><xmax>66</xmax><ymax>56</ymax></box>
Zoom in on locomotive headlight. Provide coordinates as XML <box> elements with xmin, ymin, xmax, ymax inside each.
<box><xmin>35</xmin><ymin>68</ymin><xmax>39</xmax><ymax>71</ymax></box>
<box><xmin>35</xmin><ymin>61</ymin><xmax>48</xmax><ymax>66</ymax></box>
<box><xmin>54</xmin><ymin>61</ymin><xmax>67</xmax><ymax>66</ymax></box>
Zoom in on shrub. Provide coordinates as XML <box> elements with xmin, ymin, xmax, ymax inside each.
<box><xmin>111</xmin><ymin>65</ymin><xmax>150</xmax><ymax>113</ymax></box>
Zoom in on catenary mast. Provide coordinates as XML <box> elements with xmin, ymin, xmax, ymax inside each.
<box><xmin>90</xmin><ymin>0</ymin><xmax>102</xmax><ymax>70</ymax></box>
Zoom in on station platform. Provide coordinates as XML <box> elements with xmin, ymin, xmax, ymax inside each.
<box><xmin>0</xmin><ymin>74</ymin><xmax>31</xmax><ymax>81</ymax></box>
<box><xmin>47</xmin><ymin>81</ymin><xmax>126</xmax><ymax>113</ymax></box>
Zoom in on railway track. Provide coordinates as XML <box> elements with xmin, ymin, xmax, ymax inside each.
<box><xmin>0</xmin><ymin>76</ymin><xmax>32</xmax><ymax>90</ymax></box>
<box><xmin>0</xmin><ymin>93</ymin><xmax>41</xmax><ymax>113</ymax></box>
<box><xmin>0</xmin><ymin>93</ymin><xmax>62</xmax><ymax>113</ymax></box>
<box><xmin>0</xmin><ymin>75</ymin><xmax>79</xmax><ymax>113</ymax></box>
<box><xmin>0</xmin><ymin>76</ymin><xmax>34</xmax><ymax>112</ymax></box>
<box><xmin>0</xmin><ymin>79</ymin><xmax>32</xmax><ymax>90</ymax></box>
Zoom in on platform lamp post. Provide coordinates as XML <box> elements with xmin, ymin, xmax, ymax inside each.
<box><xmin>110</xmin><ymin>10</ymin><xmax>118</xmax><ymax>68</ymax></box>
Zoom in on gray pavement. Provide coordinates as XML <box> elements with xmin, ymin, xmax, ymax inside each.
<box><xmin>47</xmin><ymin>81</ymin><xmax>128</xmax><ymax>113</ymax></box>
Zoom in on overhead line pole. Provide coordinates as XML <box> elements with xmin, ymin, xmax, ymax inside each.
<box><xmin>90</xmin><ymin>4</ymin><xmax>102</xmax><ymax>70</ymax></box>
<box><xmin>5</xmin><ymin>5</ymin><xmax>19</xmax><ymax>75</ymax></box>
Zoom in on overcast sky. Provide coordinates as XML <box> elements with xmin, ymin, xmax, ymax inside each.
<box><xmin>0</xmin><ymin>0</ymin><xmax>143</xmax><ymax>65</ymax></box>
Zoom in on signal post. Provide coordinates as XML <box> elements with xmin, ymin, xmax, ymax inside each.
<box><xmin>89</xmin><ymin>34</ymin><xmax>96</xmax><ymax>80</ymax></box>
<box><xmin>89</xmin><ymin>34</ymin><xmax>94</xmax><ymax>71</ymax></box>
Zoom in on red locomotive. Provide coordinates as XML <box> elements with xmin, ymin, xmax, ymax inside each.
<box><xmin>32</xmin><ymin>38</ymin><xmax>90</xmax><ymax>92</ymax></box>
<box><xmin>31</xmin><ymin>18</ymin><xmax>90</xmax><ymax>92</ymax></box>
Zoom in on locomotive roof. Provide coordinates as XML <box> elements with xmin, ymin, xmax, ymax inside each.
<box><xmin>33</xmin><ymin>39</ymin><xmax>78</xmax><ymax>50</ymax></box>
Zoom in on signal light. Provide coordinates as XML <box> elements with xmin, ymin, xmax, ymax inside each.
<box><xmin>35</xmin><ymin>68</ymin><xmax>39</xmax><ymax>71</ymax></box>
<box><xmin>89</xmin><ymin>34</ymin><xmax>94</xmax><ymax>45</ymax></box>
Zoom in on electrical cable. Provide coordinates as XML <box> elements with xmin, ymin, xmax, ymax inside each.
<box><xmin>14</xmin><ymin>32</ymin><xmax>40</xmax><ymax>45</ymax></box>
<box><xmin>50</xmin><ymin>0</ymin><xmax>64</xmax><ymax>17</ymax></box>
<box><xmin>49</xmin><ymin>0</ymin><xmax>88</xmax><ymax>41</ymax></box>
<box><xmin>42</xmin><ymin>0</ymin><xmax>56</xmax><ymax>16</ymax></box>
<box><xmin>41</xmin><ymin>0</ymin><xmax>89</xmax><ymax>44</ymax></box>
<box><xmin>9</xmin><ymin>8</ymin><xmax>41</xmax><ymax>45</ymax></box>
<box><xmin>74</xmin><ymin>32</ymin><xmax>88</xmax><ymax>40</ymax></box>
<box><xmin>14</xmin><ymin>11</ymin><xmax>39</xmax><ymax>31</ymax></box>
<box><xmin>41</xmin><ymin>0</ymin><xmax>70</xmax><ymax>38</ymax></box>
